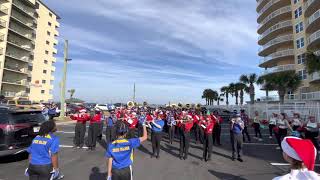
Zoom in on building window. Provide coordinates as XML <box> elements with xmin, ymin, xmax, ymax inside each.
<box><xmin>46</xmin><ymin>41</ymin><xmax>50</xmax><ymax>45</ymax></box>
<box><xmin>44</xmin><ymin>60</ymin><xmax>48</xmax><ymax>64</ymax></box>
<box><xmin>297</xmin><ymin>54</ymin><xmax>306</xmax><ymax>64</ymax></box>
<box><xmin>296</xmin><ymin>37</ymin><xmax>304</xmax><ymax>49</ymax></box>
<box><xmin>47</xmin><ymin>31</ymin><xmax>51</xmax><ymax>36</ymax></box>
<box><xmin>45</xmin><ymin>50</ymin><xmax>49</xmax><ymax>54</ymax></box>
<box><xmin>48</xmin><ymin>22</ymin><xmax>52</xmax><ymax>26</ymax></box>
<box><xmin>49</xmin><ymin>12</ymin><xmax>52</xmax><ymax>17</ymax></box>
<box><xmin>295</xmin><ymin>22</ymin><xmax>304</xmax><ymax>33</ymax></box>
<box><xmin>298</xmin><ymin>69</ymin><xmax>307</xmax><ymax>80</ymax></box>
<box><xmin>43</xmin><ymin>70</ymin><xmax>47</xmax><ymax>74</ymax></box>
<box><xmin>27</xmin><ymin>77</ymin><xmax>32</xmax><ymax>82</ymax></box>
<box><xmin>294</xmin><ymin>0</ymin><xmax>300</xmax><ymax>4</ymax></box>
<box><xmin>295</xmin><ymin>7</ymin><xmax>303</xmax><ymax>19</ymax></box>
<box><xmin>41</xmin><ymin>90</ymin><xmax>45</xmax><ymax>94</ymax></box>
<box><xmin>28</xmin><ymin>65</ymin><xmax>33</xmax><ymax>71</ymax></box>
<box><xmin>42</xmin><ymin>80</ymin><xmax>46</xmax><ymax>84</ymax></box>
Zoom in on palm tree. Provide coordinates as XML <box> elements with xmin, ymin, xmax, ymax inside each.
<box><xmin>202</xmin><ymin>89</ymin><xmax>210</xmax><ymax>105</ymax></box>
<box><xmin>240</xmin><ymin>73</ymin><xmax>258</xmax><ymax>104</ymax></box>
<box><xmin>257</xmin><ymin>76</ymin><xmax>274</xmax><ymax>100</ymax></box>
<box><xmin>217</xmin><ymin>94</ymin><xmax>224</xmax><ymax>106</ymax></box>
<box><xmin>206</xmin><ymin>89</ymin><xmax>218</xmax><ymax>105</ymax></box>
<box><xmin>229</xmin><ymin>83</ymin><xmax>238</xmax><ymax>105</ymax></box>
<box><xmin>220</xmin><ymin>86</ymin><xmax>230</xmax><ymax>106</ymax></box>
<box><xmin>236</xmin><ymin>83</ymin><xmax>247</xmax><ymax>105</ymax></box>
<box><xmin>306</xmin><ymin>51</ymin><xmax>320</xmax><ymax>74</ymax></box>
<box><xmin>68</xmin><ymin>89</ymin><xmax>76</xmax><ymax>99</ymax></box>
<box><xmin>263</xmin><ymin>71</ymin><xmax>301</xmax><ymax>104</ymax></box>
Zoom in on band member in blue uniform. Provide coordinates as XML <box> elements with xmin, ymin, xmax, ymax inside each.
<box><xmin>25</xmin><ymin>120</ymin><xmax>63</xmax><ymax>180</ymax></box>
<box><xmin>105</xmin><ymin>121</ymin><xmax>147</xmax><ymax>180</ymax></box>
<box><xmin>149</xmin><ymin>114</ymin><xmax>165</xmax><ymax>159</ymax></box>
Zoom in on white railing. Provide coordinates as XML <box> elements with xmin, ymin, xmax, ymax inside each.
<box><xmin>258</xmin><ymin>0</ymin><xmax>281</xmax><ymax>16</ymax></box>
<box><xmin>259</xmin><ymin>34</ymin><xmax>293</xmax><ymax>53</ymax></box>
<box><xmin>261</xmin><ymin>64</ymin><xmax>295</xmax><ymax>76</ymax></box>
<box><xmin>310</xmin><ymin>72</ymin><xmax>320</xmax><ymax>81</ymax></box>
<box><xmin>301</xmin><ymin>91</ymin><xmax>320</xmax><ymax>100</ymax></box>
<box><xmin>259</xmin><ymin>20</ymin><xmax>292</xmax><ymax>41</ymax></box>
<box><xmin>306</xmin><ymin>9</ymin><xmax>320</xmax><ymax>27</ymax></box>
<box><xmin>304</xmin><ymin>0</ymin><xmax>315</xmax><ymax>12</ymax></box>
<box><xmin>260</xmin><ymin>49</ymin><xmax>294</xmax><ymax>65</ymax></box>
<box><xmin>12</xmin><ymin>0</ymin><xmax>35</xmax><ymax>18</ymax></box>
<box><xmin>308</xmin><ymin>29</ymin><xmax>320</xmax><ymax>45</ymax></box>
<box><xmin>258</xmin><ymin>6</ymin><xmax>291</xmax><ymax>30</ymax></box>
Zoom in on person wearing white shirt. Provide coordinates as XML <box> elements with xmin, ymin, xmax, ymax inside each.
<box><xmin>269</xmin><ymin>113</ymin><xmax>278</xmax><ymax>139</ymax></box>
<box><xmin>292</xmin><ymin>113</ymin><xmax>302</xmax><ymax>131</ymax></box>
<box><xmin>272</xmin><ymin>136</ymin><xmax>319</xmax><ymax>180</ymax></box>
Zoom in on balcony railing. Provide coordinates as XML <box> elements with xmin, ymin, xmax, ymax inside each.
<box><xmin>7</xmin><ymin>38</ymin><xmax>33</xmax><ymax>51</ymax></box>
<box><xmin>0</xmin><ymin>19</ymin><xmax>6</xmax><ymax>28</ymax></box>
<box><xmin>304</xmin><ymin>0</ymin><xmax>315</xmax><ymax>12</ymax></box>
<box><xmin>308</xmin><ymin>29</ymin><xmax>320</xmax><ymax>45</ymax></box>
<box><xmin>8</xmin><ymin>26</ymin><xmax>34</xmax><ymax>41</ymax></box>
<box><xmin>301</xmin><ymin>91</ymin><xmax>320</xmax><ymax>100</ymax></box>
<box><xmin>310</xmin><ymin>72</ymin><xmax>320</xmax><ymax>82</ymax></box>
<box><xmin>6</xmin><ymin>53</ymin><xmax>31</xmax><ymax>63</ymax></box>
<box><xmin>260</xmin><ymin>49</ymin><xmax>294</xmax><ymax>65</ymax></box>
<box><xmin>258</xmin><ymin>0</ymin><xmax>281</xmax><ymax>16</ymax></box>
<box><xmin>259</xmin><ymin>20</ymin><xmax>292</xmax><ymax>41</ymax></box>
<box><xmin>259</xmin><ymin>34</ymin><xmax>293</xmax><ymax>53</ymax></box>
<box><xmin>11</xmin><ymin>13</ymin><xmax>36</xmax><ymax>30</ymax></box>
<box><xmin>258</xmin><ymin>6</ymin><xmax>291</xmax><ymax>30</ymax></box>
<box><xmin>261</xmin><ymin>64</ymin><xmax>295</xmax><ymax>76</ymax></box>
<box><xmin>4</xmin><ymin>65</ymin><xmax>28</xmax><ymax>74</ymax></box>
<box><xmin>0</xmin><ymin>5</ymin><xmax>8</xmax><ymax>14</ymax></box>
<box><xmin>12</xmin><ymin>0</ymin><xmax>36</xmax><ymax>19</ymax></box>
<box><xmin>306</xmin><ymin>9</ymin><xmax>320</xmax><ymax>28</ymax></box>
<box><xmin>3</xmin><ymin>91</ymin><xmax>28</xmax><ymax>97</ymax></box>
<box><xmin>2</xmin><ymin>79</ymin><xmax>30</xmax><ymax>86</ymax></box>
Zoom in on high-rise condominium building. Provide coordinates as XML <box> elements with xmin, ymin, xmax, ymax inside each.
<box><xmin>257</xmin><ymin>0</ymin><xmax>320</xmax><ymax>102</ymax></box>
<box><xmin>0</xmin><ymin>0</ymin><xmax>59</xmax><ymax>102</ymax></box>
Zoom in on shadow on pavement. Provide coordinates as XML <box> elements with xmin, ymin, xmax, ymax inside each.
<box><xmin>89</xmin><ymin>167</ymin><xmax>107</xmax><ymax>180</ymax></box>
<box><xmin>97</xmin><ymin>139</ymin><xmax>107</xmax><ymax>150</ymax></box>
<box><xmin>137</xmin><ymin>144</ymin><xmax>152</xmax><ymax>156</ymax></box>
<box><xmin>160</xmin><ymin>143</ymin><xmax>203</xmax><ymax>160</ymax></box>
<box><xmin>0</xmin><ymin>151</ymin><xmax>28</xmax><ymax>164</ymax></box>
<box><xmin>208</xmin><ymin>169</ymin><xmax>248</xmax><ymax>180</ymax></box>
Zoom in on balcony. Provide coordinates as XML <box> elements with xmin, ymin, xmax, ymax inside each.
<box><xmin>306</xmin><ymin>9</ymin><xmax>320</xmax><ymax>34</ymax></box>
<box><xmin>8</xmin><ymin>27</ymin><xmax>34</xmax><ymax>41</ymax></box>
<box><xmin>259</xmin><ymin>34</ymin><xmax>293</xmax><ymax>56</ymax></box>
<box><xmin>301</xmin><ymin>91</ymin><xmax>320</xmax><ymax>101</ymax></box>
<box><xmin>0</xmin><ymin>32</ymin><xmax>4</xmax><ymax>41</ymax></box>
<box><xmin>257</xmin><ymin>0</ymin><xmax>268</xmax><ymax>13</ymax></box>
<box><xmin>2</xmin><ymin>79</ymin><xmax>30</xmax><ymax>87</ymax></box>
<box><xmin>3</xmin><ymin>91</ymin><xmax>28</xmax><ymax>98</ymax></box>
<box><xmin>12</xmin><ymin>0</ymin><xmax>36</xmax><ymax>19</ymax></box>
<box><xmin>307</xmin><ymin>29</ymin><xmax>320</xmax><ymax>51</ymax></box>
<box><xmin>7</xmin><ymin>38</ymin><xmax>33</xmax><ymax>52</ymax></box>
<box><xmin>261</xmin><ymin>64</ymin><xmax>295</xmax><ymax>76</ymax></box>
<box><xmin>259</xmin><ymin>49</ymin><xmax>294</xmax><ymax>67</ymax></box>
<box><xmin>4</xmin><ymin>65</ymin><xmax>28</xmax><ymax>75</ymax></box>
<box><xmin>257</xmin><ymin>0</ymin><xmax>290</xmax><ymax>23</ymax></box>
<box><xmin>258</xmin><ymin>20</ymin><xmax>292</xmax><ymax>45</ymax></box>
<box><xmin>11</xmin><ymin>13</ymin><xmax>36</xmax><ymax>30</ymax></box>
<box><xmin>304</xmin><ymin>0</ymin><xmax>320</xmax><ymax>17</ymax></box>
<box><xmin>309</xmin><ymin>72</ymin><xmax>320</xmax><ymax>83</ymax></box>
<box><xmin>0</xmin><ymin>5</ymin><xmax>8</xmax><ymax>14</ymax></box>
<box><xmin>258</xmin><ymin>6</ymin><xmax>292</xmax><ymax>34</ymax></box>
<box><xmin>0</xmin><ymin>19</ymin><xmax>6</xmax><ymax>28</ymax></box>
<box><xmin>5</xmin><ymin>53</ymin><xmax>31</xmax><ymax>63</ymax></box>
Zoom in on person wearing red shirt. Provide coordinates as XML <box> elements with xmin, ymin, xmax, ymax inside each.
<box><xmin>70</xmin><ymin>109</ymin><xmax>90</xmax><ymax>149</ymax></box>
<box><xmin>193</xmin><ymin>113</ymin><xmax>201</xmax><ymax>144</ymax></box>
<box><xmin>198</xmin><ymin>114</ymin><xmax>205</xmax><ymax>144</ymax></box>
<box><xmin>87</xmin><ymin>110</ymin><xmax>102</xmax><ymax>151</ymax></box>
<box><xmin>179</xmin><ymin>115</ymin><xmax>193</xmax><ymax>160</ymax></box>
<box><xmin>126</xmin><ymin>113</ymin><xmax>139</xmax><ymax>138</ymax></box>
<box><xmin>212</xmin><ymin>111</ymin><xmax>223</xmax><ymax>146</ymax></box>
<box><xmin>202</xmin><ymin>116</ymin><xmax>214</xmax><ymax>161</ymax></box>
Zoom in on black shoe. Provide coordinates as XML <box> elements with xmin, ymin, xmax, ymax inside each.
<box><xmin>179</xmin><ymin>156</ymin><xmax>183</xmax><ymax>160</ymax></box>
<box><xmin>156</xmin><ymin>155</ymin><xmax>160</xmax><ymax>159</ymax></box>
<box><xmin>237</xmin><ymin>158</ymin><xmax>243</xmax><ymax>162</ymax></box>
<box><xmin>232</xmin><ymin>157</ymin><xmax>235</xmax><ymax>161</ymax></box>
<box><xmin>183</xmin><ymin>156</ymin><xmax>187</xmax><ymax>160</ymax></box>
<box><xmin>86</xmin><ymin>147</ymin><xmax>91</xmax><ymax>151</ymax></box>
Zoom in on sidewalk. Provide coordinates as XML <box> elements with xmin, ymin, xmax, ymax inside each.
<box><xmin>53</xmin><ymin>116</ymin><xmax>76</xmax><ymax>125</ymax></box>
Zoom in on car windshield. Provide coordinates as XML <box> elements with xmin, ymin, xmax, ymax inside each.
<box><xmin>10</xmin><ymin>112</ymin><xmax>46</xmax><ymax>124</ymax></box>
<box><xmin>98</xmin><ymin>104</ymin><xmax>106</xmax><ymax>106</ymax></box>
<box><xmin>18</xmin><ymin>101</ymin><xmax>32</xmax><ymax>105</ymax></box>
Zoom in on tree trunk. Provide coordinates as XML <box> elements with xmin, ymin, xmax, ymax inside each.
<box><xmin>250</xmin><ymin>84</ymin><xmax>255</xmax><ymax>104</ymax></box>
<box><xmin>217</xmin><ymin>99</ymin><xmax>220</xmax><ymax>106</ymax></box>
<box><xmin>235</xmin><ymin>95</ymin><xmax>239</xmax><ymax>105</ymax></box>
<box><xmin>206</xmin><ymin>98</ymin><xmax>208</xmax><ymax>105</ymax></box>
<box><xmin>240</xmin><ymin>90</ymin><xmax>244</xmax><ymax>105</ymax></box>
<box><xmin>278</xmin><ymin>90</ymin><xmax>286</xmax><ymax>105</ymax></box>
<box><xmin>226</xmin><ymin>94</ymin><xmax>229</xmax><ymax>106</ymax></box>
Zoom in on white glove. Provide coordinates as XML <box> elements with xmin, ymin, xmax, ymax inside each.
<box><xmin>24</xmin><ymin>168</ymin><xmax>29</xmax><ymax>176</ymax></box>
<box><xmin>107</xmin><ymin>176</ymin><xmax>112</xmax><ymax>180</ymax></box>
<box><xmin>50</xmin><ymin>169</ymin><xmax>63</xmax><ymax>180</ymax></box>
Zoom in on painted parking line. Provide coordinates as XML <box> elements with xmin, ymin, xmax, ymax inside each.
<box><xmin>271</xmin><ymin>163</ymin><xmax>320</xmax><ymax>167</ymax></box>
<box><xmin>59</xmin><ymin>145</ymin><xmax>88</xmax><ymax>149</ymax></box>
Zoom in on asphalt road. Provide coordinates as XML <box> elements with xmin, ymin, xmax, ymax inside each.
<box><xmin>1</xmin><ymin>123</ymin><xmax>319</xmax><ymax>180</ymax></box>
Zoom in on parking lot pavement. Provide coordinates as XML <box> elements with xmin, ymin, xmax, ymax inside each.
<box><xmin>0</xmin><ymin>123</ymin><xmax>319</xmax><ymax>180</ymax></box>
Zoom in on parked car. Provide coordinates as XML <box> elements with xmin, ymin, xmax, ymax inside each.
<box><xmin>6</xmin><ymin>100</ymin><xmax>38</xmax><ymax>110</ymax></box>
<box><xmin>0</xmin><ymin>106</ymin><xmax>46</xmax><ymax>157</ymax></box>
<box><xmin>95</xmin><ymin>104</ymin><xmax>109</xmax><ymax>111</ymax></box>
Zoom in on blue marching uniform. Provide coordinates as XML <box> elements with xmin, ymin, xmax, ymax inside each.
<box><xmin>27</xmin><ymin>134</ymin><xmax>60</xmax><ymax>180</ymax></box>
<box><xmin>106</xmin><ymin>116</ymin><xmax>116</xmax><ymax>144</ymax></box>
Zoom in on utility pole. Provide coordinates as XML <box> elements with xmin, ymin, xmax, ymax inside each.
<box><xmin>60</xmin><ymin>40</ymin><xmax>71</xmax><ymax>118</ymax></box>
<box><xmin>133</xmin><ymin>83</ymin><xmax>136</xmax><ymax>103</ymax></box>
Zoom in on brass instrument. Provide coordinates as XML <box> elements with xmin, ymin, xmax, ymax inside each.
<box><xmin>143</xmin><ymin>101</ymin><xmax>148</xmax><ymax>107</ymax></box>
<box><xmin>178</xmin><ymin>103</ymin><xmax>183</xmax><ymax>108</ymax></box>
<box><xmin>196</xmin><ymin>103</ymin><xmax>201</xmax><ymax>109</ymax></box>
<box><xmin>127</xmin><ymin>101</ymin><xmax>135</xmax><ymax>108</ymax></box>
<box><xmin>171</xmin><ymin>104</ymin><xmax>177</xmax><ymax>108</ymax></box>
<box><xmin>185</xmin><ymin>104</ymin><xmax>191</xmax><ymax>109</ymax></box>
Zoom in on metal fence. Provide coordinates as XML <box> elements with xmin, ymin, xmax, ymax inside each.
<box><xmin>206</xmin><ymin>102</ymin><xmax>320</xmax><ymax>122</ymax></box>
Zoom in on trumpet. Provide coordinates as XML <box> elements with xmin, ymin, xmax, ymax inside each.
<box><xmin>178</xmin><ymin>103</ymin><xmax>183</xmax><ymax>108</ymax></box>
<box><xmin>171</xmin><ymin>104</ymin><xmax>177</xmax><ymax>108</ymax></box>
<box><xmin>127</xmin><ymin>101</ymin><xmax>135</xmax><ymax>108</ymax></box>
<box><xmin>196</xmin><ymin>103</ymin><xmax>201</xmax><ymax>109</ymax></box>
<box><xmin>185</xmin><ymin>104</ymin><xmax>191</xmax><ymax>109</ymax></box>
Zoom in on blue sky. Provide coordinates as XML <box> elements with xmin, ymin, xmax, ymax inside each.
<box><xmin>43</xmin><ymin>0</ymin><xmax>265</xmax><ymax>104</ymax></box>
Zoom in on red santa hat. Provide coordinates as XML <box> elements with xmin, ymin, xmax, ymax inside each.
<box><xmin>281</xmin><ymin>136</ymin><xmax>317</xmax><ymax>171</ymax></box>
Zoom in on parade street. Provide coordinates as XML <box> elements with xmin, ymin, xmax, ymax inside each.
<box><xmin>1</xmin><ymin>122</ymin><xmax>319</xmax><ymax>180</ymax></box>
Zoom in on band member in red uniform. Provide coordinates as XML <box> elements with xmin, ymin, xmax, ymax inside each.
<box><xmin>179</xmin><ymin>115</ymin><xmax>193</xmax><ymax>160</ymax></box>
<box><xmin>70</xmin><ymin>109</ymin><xmax>90</xmax><ymax>149</ymax></box>
<box><xmin>126</xmin><ymin>113</ymin><xmax>139</xmax><ymax>138</ymax></box>
<box><xmin>87</xmin><ymin>109</ymin><xmax>102</xmax><ymax>151</ymax></box>
<box><xmin>193</xmin><ymin>113</ymin><xmax>201</xmax><ymax>144</ymax></box>
<box><xmin>202</xmin><ymin>115</ymin><xmax>214</xmax><ymax>161</ymax></box>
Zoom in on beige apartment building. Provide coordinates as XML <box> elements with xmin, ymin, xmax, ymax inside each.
<box><xmin>257</xmin><ymin>0</ymin><xmax>320</xmax><ymax>102</ymax></box>
<box><xmin>0</xmin><ymin>0</ymin><xmax>59</xmax><ymax>102</ymax></box>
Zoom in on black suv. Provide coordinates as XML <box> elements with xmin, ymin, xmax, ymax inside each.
<box><xmin>0</xmin><ymin>105</ymin><xmax>46</xmax><ymax>157</ymax></box>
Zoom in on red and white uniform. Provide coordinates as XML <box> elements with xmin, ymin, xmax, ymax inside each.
<box><xmin>70</xmin><ymin>113</ymin><xmax>90</xmax><ymax>124</ymax></box>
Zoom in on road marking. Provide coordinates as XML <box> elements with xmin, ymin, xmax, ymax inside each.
<box><xmin>271</xmin><ymin>163</ymin><xmax>320</xmax><ymax>167</ymax></box>
<box><xmin>56</xmin><ymin>131</ymin><xmax>106</xmax><ymax>137</ymax></box>
<box><xmin>59</xmin><ymin>145</ymin><xmax>88</xmax><ymax>149</ymax></box>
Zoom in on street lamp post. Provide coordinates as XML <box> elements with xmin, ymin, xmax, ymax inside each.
<box><xmin>59</xmin><ymin>40</ymin><xmax>71</xmax><ymax>119</ymax></box>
